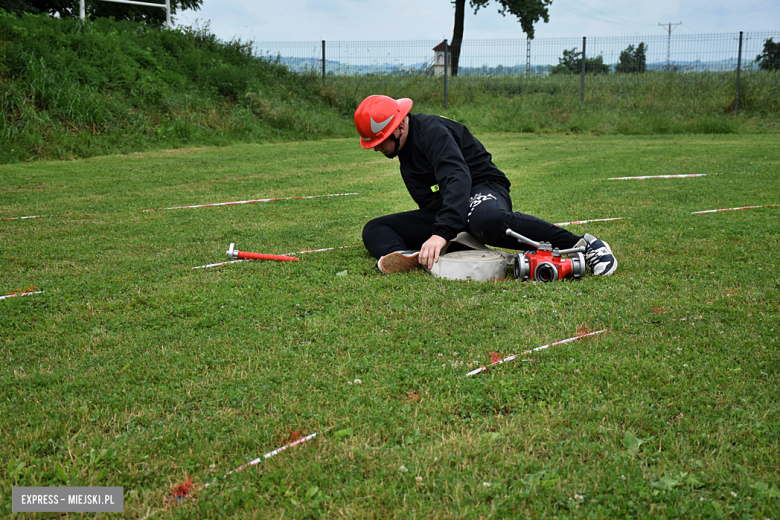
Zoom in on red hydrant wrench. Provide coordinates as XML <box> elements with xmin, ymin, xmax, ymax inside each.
<box><xmin>226</xmin><ymin>243</ymin><xmax>300</xmax><ymax>262</ymax></box>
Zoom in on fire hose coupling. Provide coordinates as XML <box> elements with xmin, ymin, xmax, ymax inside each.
<box><xmin>226</xmin><ymin>243</ymin><xmax>300</xmax><ymax>262</ymax></box>
<box><xmin>505</xmin><ymin>229</ymin><xmax>587</xmax><ymax>282</ymax></box>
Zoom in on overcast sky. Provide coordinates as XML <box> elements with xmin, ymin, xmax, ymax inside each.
<box><xmin>174</xmin><ymin>0</ymin><xmax>780</xmax><ymax>43</ymax></box>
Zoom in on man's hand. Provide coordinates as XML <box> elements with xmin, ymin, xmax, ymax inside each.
<box><xmin>418</xmin><ymin>235</ymin><xmax>448</xmax><ymax>270</ymax></box>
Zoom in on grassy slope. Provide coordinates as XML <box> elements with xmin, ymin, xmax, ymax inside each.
<box><xmin>0</xmin><ymin>11</ymin><xmax>354</xmax><ymax>165</ymax></box>
<box><xmin>1</xmin><ymin>134</ymin><xmax>778</xmax><ymax>518</ymax></box>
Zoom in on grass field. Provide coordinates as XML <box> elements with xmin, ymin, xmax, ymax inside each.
<box><xmin>1</xmin><ymin>134</ymin><xmax>779</xmax><ymax>518</ymax></box>
<box><xmin>324</xmin><ymin>71</ymin><xmax>780</xmax><ymax>136</ymax></box>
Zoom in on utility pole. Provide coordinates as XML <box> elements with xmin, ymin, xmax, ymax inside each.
<box><xmin>659</xmin><ymin>22</ymin><xmax>682</xmax><ymax>70</ymax></box>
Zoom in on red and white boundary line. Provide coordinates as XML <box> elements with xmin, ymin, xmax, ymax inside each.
<box><xmin>1</xmin><ymin>290</ymin><xmax>43</xmax><ymax>301</ymax></box>
<box><xmin>189</xmin><ymin>244</ymin><xmax>360</xmax><ymax>269</ymax></box>
<box><xmin>2</xmin><ymin>215</ymin><xmax>48</xmax><ymax>221</ymax></box>
<box><xmin>554</xmin><ymin>217</ymin><xmax>622</xmax><ymax>226</ymax></box>
<box><xmin>144</xmin><ymin>192</ymin><xmax>358</xmax><ymax>211</ymax></box>
<box><xmin>206</xmin><ymin>430</ymin><xmax>326</xmax><ymax>487</ymax></box>
<box><xmin>607</xmin><ymin>174</ymin><xmax>707</xmax><ymax>180</ymax></box>
<box><xmin>282</xmin><ymin>244</ymin><xmax>360</xmax><ymax>256</ymax></box>
<box><xmin>191</xmin><ymin>259</ymin><xmax>248</xmax><ymax>270</ymax></box>
<box><xmin>693</xmin><ymin>203</ymin><xmax>778</xmax><ymax>214</ymax></box>
<box><xmin>465</xmin><ymin>329</ymin><xmax>607</xmax><ymax>377</ymax></box>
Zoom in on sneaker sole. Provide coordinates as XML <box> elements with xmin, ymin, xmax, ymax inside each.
<box><xmin>598</xmin><ymin>256</ymin><xmax>618</xmax><ymax>276</ymax></box>
<box><xmin>378</xmin><ymin>252</ymin><xmax>422</xmax><ymax>274</ymax></box>
<box><xmin>583</xmin><ymin>234</ymin><xmax>618</xmax><ymax>276</ymax></box>
<box><xmin>594</xmin><ymin>240</ymin><xmax>617</xmax><ymax>276</ymax></box>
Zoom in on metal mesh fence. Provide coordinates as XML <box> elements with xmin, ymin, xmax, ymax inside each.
<box><xmin>253</xmin><ymin>40</ymin><xmax>439</xmax><ymax>75</ymax></box>
<box><xmin>254</xmin><ymin>32</ymin><xmax>780</xmax><ymax>76</ymax></box>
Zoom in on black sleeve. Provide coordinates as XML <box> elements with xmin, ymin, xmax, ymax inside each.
<box><xmin>423</xmin><ymin>124</ymin><xmax>472</xmax><ymax>241</ymax></box>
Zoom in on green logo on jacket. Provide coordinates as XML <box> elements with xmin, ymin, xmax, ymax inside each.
<box><xmin>431</xmin><ymin>184</ymin><xmax>440</xmax><ymax>193</ymax></box>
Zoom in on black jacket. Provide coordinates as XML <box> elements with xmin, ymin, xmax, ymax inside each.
<box><xmin>397</xmin><ymin>113</ymin><xmax>511</xmax><ymax>241</ymax></box>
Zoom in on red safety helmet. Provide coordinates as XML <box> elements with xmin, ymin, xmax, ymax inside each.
<box><xmin>354</xmin><ymin>95</ymin><xmax>413</xmax><ymax>149</ymax></box>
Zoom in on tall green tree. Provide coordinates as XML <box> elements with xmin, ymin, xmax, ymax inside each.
<box><xmin>2</xmin><ymin>0</ymin><xmax>201</xmax><ymax>27</ymax></box>
<box><xmin>450</xmin><ymin>0</ymin><xmax>552</xmax><ymax>76</ymax></box>
<box><xmin>756</xmin><ymin>38</ymin><xmax>780</xmax><ymax>71</ymax></box>
<box><xmin>615</xmin><ymin>42</ymin><xmax>647</xmax><ymax>73</ymax></box>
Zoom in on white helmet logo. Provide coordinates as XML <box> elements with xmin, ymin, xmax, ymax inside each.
<box><xmin>370</xmin><ymin>115</ymin><xmax>394</xmax><ymax>134</ymax></box>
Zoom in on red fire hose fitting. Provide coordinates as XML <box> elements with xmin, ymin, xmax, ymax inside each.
<box><xmin>226</xmin><ymin>243</ymin><xmax>300</xmax><ymax>262</ymax></box>
<box><xmin>505</xmin><ymin>229</ymin><xmax>586</xmax><ymax>282</ymax></box>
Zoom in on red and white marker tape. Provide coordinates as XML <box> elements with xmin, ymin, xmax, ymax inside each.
<box><xmin>607</xmin><ymin>174</ymin><xmax>707</xmax><ymax>180</ymax></box>
<box><xmin>205</xmin><ymin>429</ymin><xmax>329</xmax><ymax>487</ymax></box>
<box><xmin>693</xmin><ymin>203</ymin><xmax>778</xmax><ymax>214</ymax></box>
<box><xmin>189</xmin><ymin>244</ymin><xmax>360</xmax><ymax>269</ymax></box>
<box><xmin>282</xmin><ymin>244</ymin><xmax>360</xmax><ymax>256</ymax></box>
<box><xmin>190</xmin><ymin>259</ymin><xmax>248</xmax><ymax>270</ymax></box>
<box><xmin>1</xmin><ymin>290</ymin><xmax>44</xmax><ymax>301</ymax></box>
<box><xmin>465</xmin><ymin>329</ymin><xmax>606</xmax><ymax>377</ymax></box>
<box><xmin>554</xmin><ymin>217</ymin><xmax>622</xmax><ymax>226</ymax></box>
<box><xmin>144</xmin><ymin>192</ymin><xmax>358</xmax><ymax>211</ymax></box>
<box><xmin>2</xmin><ymin>215</ymin><xmax>48</xmax><ymax>221</ymax></box>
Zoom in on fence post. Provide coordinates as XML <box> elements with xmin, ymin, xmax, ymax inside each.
<box><xmin>580</xmin><ymin>37</ymin><xmax>586</xmax><ymax>102</ymax></box>
<box><xmin>444</xmin><ymin>39</ymin><xmax>449</xmax><ymax>109</ymax></box>
<box><xmin>322</xmin><ymin>40</ymin><xmax>326</xmax><ymax>88</ymax></box>
<box><xmin>735</xmin><ymin>31</ymin><xmax>743</xmax><ymax>115</ymax></box>
<box><xmin>79</xmin><ymin>0</ymin><xmax>85</xmax><ymax>19</ymax></box>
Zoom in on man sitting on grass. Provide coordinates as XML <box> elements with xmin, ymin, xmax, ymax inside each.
<box><xmin>355</xmin><ymin>95</ymin><xmax>617</xmax><ymax>276</ymax></box>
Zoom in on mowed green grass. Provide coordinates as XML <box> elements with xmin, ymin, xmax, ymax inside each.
<box><xmin>1</xmin><ymin>134</ymin><xmax>778</xmax><ymax>519</ymax></box>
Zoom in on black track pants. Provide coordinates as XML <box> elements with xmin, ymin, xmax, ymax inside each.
<box><xmin>362</xmin><ymin>182</ymin><xmax>582</xmax><ymax>259</ymax></box>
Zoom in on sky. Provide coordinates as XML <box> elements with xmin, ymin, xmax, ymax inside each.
<box><xmin>173</xmin><ymin>0</ymin><xmax>780</xmax><ymax>44</ymax></box>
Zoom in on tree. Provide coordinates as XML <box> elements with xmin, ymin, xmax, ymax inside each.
<box><xmin>3</xmin><ymin>0</ymin><xmax>202</xmax><ymax>27</ymax></box>
<box><xmin>450</xmin><ymin>0</ymin><xmax>552</xmax><ymax>76</ymax></box>
<box><xmin>2</xmin><ymin>0</ymin><xmax>71</xmax><ymax>16</ymax></box>
<box><xmin>550</xmin><ymin>48</ymin><xmax>609</xmax><ymax>75</ymax></box>
<box><xmin>756</xmin><ymin>38</ymin><xmax>780</xmax><ymax>71</ymax></box>
<box><xmin>549</xmin><ymin>48</ymin><xmax>578</xmax><ymax>74</ymax></box>
<box><xmin>615</xmin><ymin>42</ymin><xmax>647</xmax><ymax>73</ymax></box>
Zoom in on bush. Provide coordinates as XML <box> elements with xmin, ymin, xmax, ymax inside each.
<box><xmin>756</xmin><ymin>38</ymin><xmax>780</xmax><ymax>71</ymax></box>
<box><xmin>550</xmin><ymin>48</ymin><xmax>610</xmax><ymax>75</ymax></box>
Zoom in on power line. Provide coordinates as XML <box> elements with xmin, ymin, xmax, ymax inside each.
<box><xmin>560</xmin><ymin>0</ymin><xmax>656</xmax><ymax>27</ymax></box>
<box><xmin>553</xmin><ymin>1</ymin><xmax>636</xmax><ymax>27</ymax></box>
<box><xmin>659</xmin><ymin>22</ymin><xmax>682</xmax><ymax>69</ymax></box>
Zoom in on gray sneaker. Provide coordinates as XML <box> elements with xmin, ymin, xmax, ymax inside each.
<box><xmin>377</xmin><ymin>251</ymin><xmax>422</xmax><ymax>274</ymax></box>
<box><xmin>582</xmin><ymin>234</ymin><xmax>617</xmax><ymax>276</ymax></box>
